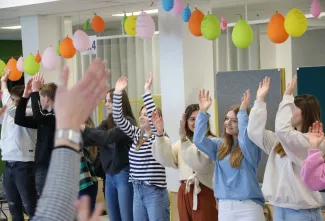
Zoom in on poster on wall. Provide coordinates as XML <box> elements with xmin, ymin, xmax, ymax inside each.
<box><xmin>81</xmin><ymin>35</ymin><xmax>97</xmax><ymax>55</ymax></box>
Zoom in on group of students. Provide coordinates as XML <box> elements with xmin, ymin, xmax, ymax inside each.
<box><xmin>2</xmin><ymin>57</ymin><xmax>325</xmax><ymax>221</ymax></box>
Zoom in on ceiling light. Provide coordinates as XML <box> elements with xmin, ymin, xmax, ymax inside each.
<box><xmin>112</xmin><ymin>9</ymin><xmax>158</xmax><ymax>17</ymax></box>
<box><xmin>0</xmin><ymin>26</ymin><xmax>21</xmax><ymax>30</ymax></box>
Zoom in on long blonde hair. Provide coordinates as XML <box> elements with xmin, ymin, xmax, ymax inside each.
<box><xmin>217</xmin><ymin>104</ymin><xmax>250</xmax><ymax>168</ymax></box>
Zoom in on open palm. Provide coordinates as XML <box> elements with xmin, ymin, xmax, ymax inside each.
<box><xmin>199</xmin><ymin>89</ymin><xmax>212</xmax><ymax>113</ymax></box>
<box><xmin>256</xmin><ymin>76</ymin><xmax>270</xmax><ymax>102</ymax></box>
<box><xmin>309</xmin><ymin>121</ymin><xmax>324</xmax><ymax>149</ymax></box>
<box><xmin>285</xmin><ymin>74</ymin><xmax>297</xmax><ymax>95</ymax></box>
<box><xmin>152</xmin><ymin>110</ymin><xmax>164</xmax><ymax>136</ymax></box>
<box><xmin>179</xmin><ymin>113</ymin><xmax>186</xmax><ymax>139</ymax></box>
<box><xmin>115</xmin><ymin>77</ymin><xmax>128</xmax><ymax>93</ymax></box>
<box><xmin>240</xmin><ymin>89</ymin><xmax>250</xmax><ymax>110</ymax></box>
<box><xmin>144</xmin><ymin>72</ymin><xmax>153</xmax><ymax>93</ymax></box>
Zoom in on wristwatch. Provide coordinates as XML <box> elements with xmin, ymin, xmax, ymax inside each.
<box><xmin>181</xmin><ymin>136</ymin><xmax>188</xmax><ymax>143</ymax></box>
<box><xmin>55</xmin><ymin>129</ymin><xmax>83</xmax><ymax>146</ymax></box>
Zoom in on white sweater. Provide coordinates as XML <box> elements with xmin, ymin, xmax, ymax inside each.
<box><xmin>0</xmin><ymin>89</ymin><xmax>37</xmax><ymax>162</ymax></box>
<box><xmin>152</xmin><ymin>136</ymin><xmax>214</xmax><ymax>210</ymax></box>
<box><xmin>247</xmin><ymin>95</ymin><xmax>323</xmax><ymax>209</ymax></box>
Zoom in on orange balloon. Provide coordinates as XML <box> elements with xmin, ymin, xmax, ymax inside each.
<box><xmin>189</xmin><ymin>9</ymin><xmax>204</xmax><ymax>37</ymax></box>
<box><xmin>35</xmin><ymin>50</ymin><xmax>41</xmax><ymax>63</ymax></box>
<box><xmin>60</xmin><ymin>36</ymin><xmax>76</xmax><ymax>59</ymax></box>
<box><xmin>267</xmin><ymin>12</ymin><xmax>289</xmax><ymax>44</ymax></box>
<box><xmin>92</xmin><ymin>13</ymin><xmax>105</xmax><ymax>32</ymax></box>
<box><xmin>7</xmin><ymin>58</ymin><xmax>22</xmax><ymax>81</ymax></box>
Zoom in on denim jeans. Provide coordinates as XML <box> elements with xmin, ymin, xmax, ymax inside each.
<box><xmin>105</xmin><ymin>167</ymin><xmax>133</xmax><ymax>221</ymax></box>
<box><xmin>35</xmin><ymin>167</ymin><xmax>48</xmax><ymax>197</ymax></box>
<box><xmin>79</xmin><ymin>182</ymin><xmax>98</xmax><ymax>214</ymax></box>
<box><xmin>274</xmin><ymin>206</ymin><xmax>322</xmax><ymax>221</ymax></box>
<box><xmin>3</xmin><ymin>161</ymin><xmax>37</xmax><ymax>221</ymax></box>
<box><xmin>133</xmin><ymin>181</ymin><xmax>170</xmax><ymax>221</ymax></box>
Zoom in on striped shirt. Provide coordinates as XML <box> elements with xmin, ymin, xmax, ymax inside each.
<box><xmin>113</xmin><ymin>92</ymin><xmax>167</xmax><ymax>188</ymax></box>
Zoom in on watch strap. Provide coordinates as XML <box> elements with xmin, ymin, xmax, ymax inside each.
<box><xmin>55</xmin><ymin>129</ymin><xmax>83</xmax><ymax>146</ymax></box>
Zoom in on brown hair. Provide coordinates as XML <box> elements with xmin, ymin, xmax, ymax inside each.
<box><xmin>184</xmin><ymin>104</ymin><xmax>215</xmax><ymax>141</ymax></box>
<box><xmin>10</xmin><ymin>85</ymin><xmax>25</xmax><ymax>97</ymax></box>
<box><xmin>274</xmin><ymin>94</ymin><xmax>321</xmax><ymax>157</ymax></box>
<box><xmin>85</xmin><ymin>117</ymin><xmax>97</xmax><ymax>161</ymax></box>
<box><xmin>40</xmin><ymin>83</ymin><xmax>57</xmax><ymax>101</ymax></box>
<box><xmin>217</xmin><ymin>104</ymin><xmax>250</xmax><ymax>168</ymax></box>
<box><xmin>104</xmin><ymin>88</ymin><xmax>135</xmax><ymax>131</ymax></box>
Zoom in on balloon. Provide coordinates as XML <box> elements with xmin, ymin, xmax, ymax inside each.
<box><xmin>201</xmin><ymin>14</ymin><xmax>221</xmax><ymax>40</ymax></box>
<box><xmin>7</xmin><ymin>58</ymin><xmax>22</xmax><ymax>81</ymax></box>
<box><xmin>232</xmin><ymin>18</ymin><xmax>254</xmax><ymax>48</ymax></box>
<box><xmin>221</xmin><ymin>16</ymin><xmax>228</xmax><ymax>31</ymax></box>
<box><xmin>42</xmin><ymin>46</ymin><xmax>60</xmax><ymax>71</ymax></box>
<box><xmin>35</xmin><ymin>50</ymin><xmax>41</xmax><ymax>63</ymax></box>
<box><xmin>182</xmin><ymin>4</ymin><xmax>191</xmax><ymax>22</ymax></box>
<box><xmin>0</xmin><ymin>60</ymin><xmax>6</xmax><ymax>76</ymax></box>
<box><xmin>56</xmin><ymin>41</ymin><xmax>61</xmax><ymax>56</ymax></box>
<box><xmin>268</xmin><ymin>12</ymin><xmax>289</xmax><ymax>44</ymax></box>
<box><xmin>136</xmin><ymin>12</ymin><xmax>155</xmax><ymax>39</ymax></box>
<box><xmin>60</xmin><ymin>36</ymin><xmax>76</xmax><ymax>59</ymax></box>
<box><xmin>311</xmin><ymin>0</ymin><xmax>322</xmax><ymax>18</ymax></box>
<box><xmin>188</xmin><ymin>9</ymin><xmax>204</xmax><ymax>37</ymax></box>
<box><xmin>284</xmin><ymin>8</ymin><xmax>308</xmax><ymax>37</ymax></box>
<box><xmin>162</xmin><ymin>0</ymin><xmax>174</xmax><ymax>11</ymax></box>
<box><xmin>92</xmin><ymin>13</ymin><xmax>105</xmax><ymax>32</ymax></box>
<box><xmin>84</xmin><ymin>19</ymin><xmax>90</xmax><ymax>31</ymax></box>
<box><xmin>24</xmin><ymin>54</ymin><xmax>40</xmax><ymax>76</ymax></box>
<box><xmin>173</xmin><ymin>0</ymin><xmax>183</xmax><ymax>14</ymax></box>
<box><xmin>124</xmin><ymin>15</ymin><xmax>137</xmax><ymax>36</ymax></box>
<box><xmin>17</xmin><ymin>56</ymin><xmax>24</xmax><ymax>72</ymax></box>
<box><xmin>122</xmin><ymin>14</ymin><xmax>128</xmax><ymax>24</ymax></box>
<box><xmin>73</xmin><ymin>29</ymin><xmax>90</xmax><ymax>52</ymax></box>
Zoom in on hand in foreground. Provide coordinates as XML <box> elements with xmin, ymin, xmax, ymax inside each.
<box><xmin>309</xmin><ymin>121</ymin><xmax>324</xmax><ymax>149</ymax></box>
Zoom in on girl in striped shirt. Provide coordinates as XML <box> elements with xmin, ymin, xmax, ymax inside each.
<box><xmin>113</xmin><ymin>73</ymin><xmax>170</xmax><ymax>221</ymax></box>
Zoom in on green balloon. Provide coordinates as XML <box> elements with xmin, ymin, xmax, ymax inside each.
<box><xmin>232</xmin><ymin>18</ymin><xmax>253</xmax><ymax>48</ymax></box>
<box><xmin>201</xmin><ymin>14</ymin><xmax>221</xmax><ymax>40</ymax></box>
<box><xmin>84</xmin><ymin>19</ymin><xmax>90</xmax><ymax>31</ymax></box>
<box><xmin>0</xmin><ymin>60</ymin><xmax>6</xmax><ymax>77</ymax></box>
<box><xmin>56</xmin><ymin>41</ymin><xmax>61</xmax><ymax>56</ymax></box>
<box><xmin>122</xmin><ymin>15</ymin><xmax>128</xmax><ymax>24</ymax></box>
<box><xmin>24</xmin><ymin>54</ymin><xmax>40</xmax><ymax>76</ymax></box>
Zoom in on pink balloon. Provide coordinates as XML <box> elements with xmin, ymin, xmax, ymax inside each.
<box><xmin>42</xmin><ymin>46</ymin><xmax>60</xmax><ymax>71</ymax></box>
<box><xmin>136</xmin><ymin>12</ymin><xmax>155</xmax><ymax>40</ymax></box>
<box><xmin>73</xmin><ymin>29</ymin><xmax>90</xmax><ymax>52</ymax></box>
<box><xmin>220</xmin><ymin>15</ymin><xmax>228</xmax><ymax>31</ymax></box>
<box><xmin>173</xmin><ymin>0</ymin><xmax>183</xmax><ymax>14</ymax></box>
<box><xmin>311</xmin><ymin>0</ymin><xmax>322</xmax><ymax>18</ymax></box>
<box><xmin>16</xmin><ymin>56</ymin><xmax>24</xmax><ymax>72</ymax></box>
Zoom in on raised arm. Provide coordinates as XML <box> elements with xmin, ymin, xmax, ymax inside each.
<box><xmin>1</xmin><ymin>69</ymin><xmax>11</xmax><ymax>106</ymax></box>
<box><xmin>247</xmin><ymin>77</ymin><xmax>277</xmax><ymax>155</ymax></box>
<box><xmin>193</xmin><ymin>89</ymin><xmax>222</xmax><ymax>161</ymax></box>
<box><xmin>112</xmin><ymin>77</ymin><xmax>140</xmax><ymax>139</ymax></box>
<box><xmin>275</xmin><ymin>75</ymin><xmax>310</xmax><ymax>166</ymax></box>
<box><xmin>143</xmin><ymin>72</ymin><xmax>157</xmax><ymax>133</ymax></box>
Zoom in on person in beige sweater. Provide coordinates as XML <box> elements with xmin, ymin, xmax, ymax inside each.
<box><xmin>151</xmin><ymin>104</ymin><xmax>218</xmax><ymax>221</ymax></box>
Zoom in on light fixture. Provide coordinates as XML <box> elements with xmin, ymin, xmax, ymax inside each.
<box><xmin>112</xmin><ymin>9</ymin><xmax>158</xmax><ymax>17</ymax></box>
<box><xmin>1</xmin><ymin>25</ymin><xmax>21</xmax><ymax>30</ymax></box>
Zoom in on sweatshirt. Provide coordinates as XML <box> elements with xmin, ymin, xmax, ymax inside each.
<box><xmin>15</xmin><ymin>92</ymin><xmax>55</xmax><ymax>169</ymax></box>
<box><xmin>82</xmin><ymin>117</ymin><xmax>136</xmax><ymax>175</ymax></box>
<box><xmin>0</xmin><ymin>89</ymin><xmax>37</xmax><ymax>162</ymax></box>
<box><xmin>247</xmin><ymin>96</ymin><xmax>323</xmax><ymax>209</ymax></box>
<box><xmin>152</xmin><ymin>136</ymin><xmax>214</xmax><ymax>210</ymax></box>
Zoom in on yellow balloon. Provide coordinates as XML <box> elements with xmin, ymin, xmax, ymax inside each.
<box><xmin>124</xmin><ymin>15</ymin><xmax>137</xmax><ymax>36</ymax></box>
<box><xmin>284</xmin><ymin>8</ymin><xmax>308</xmax><ymax>37</ymax></box>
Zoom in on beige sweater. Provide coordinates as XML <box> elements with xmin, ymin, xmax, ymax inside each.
<box><xmin>152</xmin><ymin>136</ymin><xmax>214</xmax><ymax>210</ymax></box>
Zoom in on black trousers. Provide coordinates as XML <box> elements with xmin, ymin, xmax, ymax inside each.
<box><xmin>4</xmin><ymin>161</ymin><xmax>37</xmax><ymax>221</ymax></box>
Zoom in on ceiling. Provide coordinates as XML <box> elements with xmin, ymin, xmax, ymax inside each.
<box><xmin>0</xmin><ymin>0</ymin><xmax>324</xmax><ymax>40</ymax></box>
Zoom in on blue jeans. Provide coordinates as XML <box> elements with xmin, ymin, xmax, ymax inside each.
<box><xmin>274</xmin><ymin>206</ymin><xmax>322</xmax><ymax>221</ymax></box>
<box><xmin>105</xmin><ymin>167</ymin><xmax>133</xmax><ymax>221</ymax></box>
<box><xmin>133</xmin><ymin>181</ymin><xmax>170</xmax><ymax>221</ymax></box>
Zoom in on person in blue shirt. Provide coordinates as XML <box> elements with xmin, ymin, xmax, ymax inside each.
<box><xmin>193</xmin><ymin>89</ymin><xmax>265</xmax><ymax>221</ymax></box>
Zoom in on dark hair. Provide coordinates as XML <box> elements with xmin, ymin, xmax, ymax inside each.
<box><xmin>10</xmin><ymin>85</ymin><xmax>25</xmax><ymax>97</ymax></box>
<box><xmin>40</xmin><ymin>83</ymin><xmax>57</xmax><ymax>101</ymax></box>
<box><xmin>104</xmin><ymin>88</ymin><xmax>135</xmax><ymax>130</ymax></box>
<box><xmin>184</xmin><ymin>104</ymin><xmax>215</xmax><ymax>141</ymax></box>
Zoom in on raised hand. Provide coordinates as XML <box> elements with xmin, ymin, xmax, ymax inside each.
<box><xmin>179</xmin><ymin>113</ymin><xmax>186</xmax><ymax>139</ymax></box>
<box><xmin>256</xmin><ymin>76</ymin><xmax>270</xmax><ymax>102</ymax></box>
<box><xmin>240</xmin><ymin>89</ymin><xmax>250</xmax><ymax>110</ymax></box>
<box><xmin>115</xmin><ymin>77</ymin><xmax>128</xmax><ymax>93</ymax></box>
<box><xmin>144</xmin><ymin>72</ymin><xmax>153</xmax><ymax>93</ymax></box>
<box><xmin>284</xmin><ymin>74</ymin><xmax>297</xmax><ymax>95</ymax></box>
<box><xmin>1</xmin><ymin>68</ymin><xmax>10</xmax><ymax>82</ymax></box>
<box><xmin>152</xmin><ymin>110</ymin><xmax>164</xmax><ymax>136</ymax></box>
<box><xmin>23</xmin><ymin>78</ymin><xmax>33</xmax><ymax>98</ymax></box>
<box><xmin>309</xmin><ymin>121</ymin><xmax>324</xmax><ymax>149</ymax></box>
<box><xmin>32</xmin><ymin>72</ymin><xmax>45</xmax><ymax>92</ymax></box>
<box><xmin>0</xmin><ymin>92</ymin><xmax>7</xmax><ymax>116</ymax></box>
<box><xmin>199</xmin><ymin>89</ymin><xmax>212</xmax><ymax>113</ymax></box>
<box><xmin>55</xmin><ymin>58</ymin><xmax>109</xmax><ymax>131</ymax></box>
<box><xmin>75</xmin><ymin>196</ymin><xmax>103</xmax><ymax>221</ymax></box>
